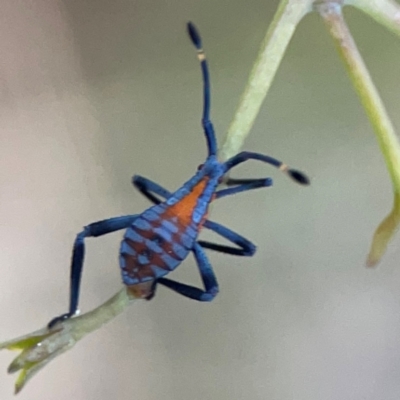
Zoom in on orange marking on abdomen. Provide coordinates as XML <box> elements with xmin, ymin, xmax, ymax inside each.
<box><xmin>163</xmin><ymin>178</ymin><xmax>209</xmax><ymax>225</ymax></box>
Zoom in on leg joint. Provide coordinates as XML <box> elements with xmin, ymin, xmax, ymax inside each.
<box><xmin>200</xmin><ymin>286</ymin><xmax>219</xmax><ymax>301</ymax></box>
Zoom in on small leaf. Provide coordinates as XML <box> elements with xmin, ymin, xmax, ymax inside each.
<box><xmin>1</xmin><ymin>288</ymin><xmax>137</xmax><ymax>394</ymax></box>
<box><xmin>367</xmin><ymin>195</ymin><xmax>400</xmax><ymax>267</ymax></box>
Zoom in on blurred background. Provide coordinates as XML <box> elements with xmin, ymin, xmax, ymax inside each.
<box><xmin>1</xmin><ymin>0</ymin><xmax>400</xmax><ymax>399</ymax></box>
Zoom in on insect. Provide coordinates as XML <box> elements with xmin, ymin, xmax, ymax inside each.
<box><xmin>48</xmin><ymin>22</ymin><xmax>309</xmax><ymax>328</ymax></box>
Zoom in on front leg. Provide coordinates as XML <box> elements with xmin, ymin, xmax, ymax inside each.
<box><xmin>48</xmin><ymin>214</ymin><xmax>138</xmax><ymax>328</ymax></box>
<box><xmin>224</xmin><ymin>151</ymin><xmax>309</xmax><ymax>185</ymax></box>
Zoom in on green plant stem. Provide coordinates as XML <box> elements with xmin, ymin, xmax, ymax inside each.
<box><xmin>220</xmin><ymin>0</ymin><xmax>313</xmax><ymax>161</ymax></box>
<box><xmin>319</xmin><ymin>1</ymin><xmax>400</xmax><ymax>266</ymax></box>
<box><xmin>348</xmin><ymin>0</ymin><xmax>400</xmax><ymax>38</ymax></box>
<box><xmin>64</xmin><ymin>288</ymin><xmax>136</xmax><ymax>339</ymax></box>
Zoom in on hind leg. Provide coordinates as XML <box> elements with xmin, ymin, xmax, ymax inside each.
<box><xmin>157</xmin><ymin>243</ymin><xmax>219</xmax><ymax>301</ymax></box>
<box><xmin>48</xmin><ymin>214</ymin><xmax>138</xmax><ymax>328</ymax></box>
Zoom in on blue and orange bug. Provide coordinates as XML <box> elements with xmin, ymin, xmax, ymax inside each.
<box><xmin>48</xmin><ymin>22</ymin><xmax>309</xmax><ymax>328</ymax></box>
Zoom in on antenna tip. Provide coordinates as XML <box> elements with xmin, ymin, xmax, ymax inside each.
<box><xmin>187</xmin><ymin>21</ymin><xmax>202</xmax><ymax>49</ymax></box>
<box><xmin>288</xmin><ymin>169</ymin><xmax>310</xmax><ymax>185</ymax></box>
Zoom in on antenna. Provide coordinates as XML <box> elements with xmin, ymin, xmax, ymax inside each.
<box><xmin>187</xmin><ymin>22</ymin><xmax>217</xmax><ymax>157</ymax></box>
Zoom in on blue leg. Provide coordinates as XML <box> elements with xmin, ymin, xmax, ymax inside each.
<box><xmin>215</xmin><ymin>177</ymin><xmax>273</xmax><ymax>199</ymax></box>
<box><xmin>198</xmin><ymin>220</ymin><xmax>256</xmax><ymax>256</ymax></box>
<box><xmin>224</xmin><ymin>151</ymin><xmax>310</xmax><ymax>185</ymax></box>
<box><xmin>48</xmin><ymin>214</ymin><xmax>138</xmax><ymax>328</ymax></box>
<box><xmin>157</xmin><ymin>243</ymin><xmax>219</xmax><ymax>301</ymax></box>
<box><xmin>132</xmin><ymin>175</ymin><xmax>171</xmax><ymax>205</ymax></box>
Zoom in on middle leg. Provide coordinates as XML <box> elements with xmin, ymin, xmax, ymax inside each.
<box><xmin>215</xmin><ymin>177</ymin><xmax>273</xmax><ymax>200</ymax></box>
<box><xmin>198</xmin><ymin>219</ymin><xmax>256</xmax><ymax>256</ymax></box>
<box><xmin>132</xmin><ymin>175</ymin><xmax>171</xmax><ymax>205</ymax></box>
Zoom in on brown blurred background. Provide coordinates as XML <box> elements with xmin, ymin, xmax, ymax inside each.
<box><xmin>1</xmin><ymin>1</ymin><xmax>400</xmax><ymax>399</ymax></box>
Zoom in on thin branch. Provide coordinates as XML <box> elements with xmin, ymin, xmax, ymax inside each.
<box><xmin>220</xmin><ymin>0</ymin><xmax>313</xmax><ymax>161</ymax></box>
<box><xmin>348</xmin><ymin>0</ymin><xmax>400</xmax><ymax>39</ymax></box>
<box><xmin>318</xmin><ymin>1</ymin><xmax>400</xmax><ymax>266</ymax></box>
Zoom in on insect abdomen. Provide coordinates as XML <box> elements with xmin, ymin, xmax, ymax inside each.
<box><xmin>119</xmin><ymin>207</ymin><xmax>198</xmax><ymax>285</ymax></box>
